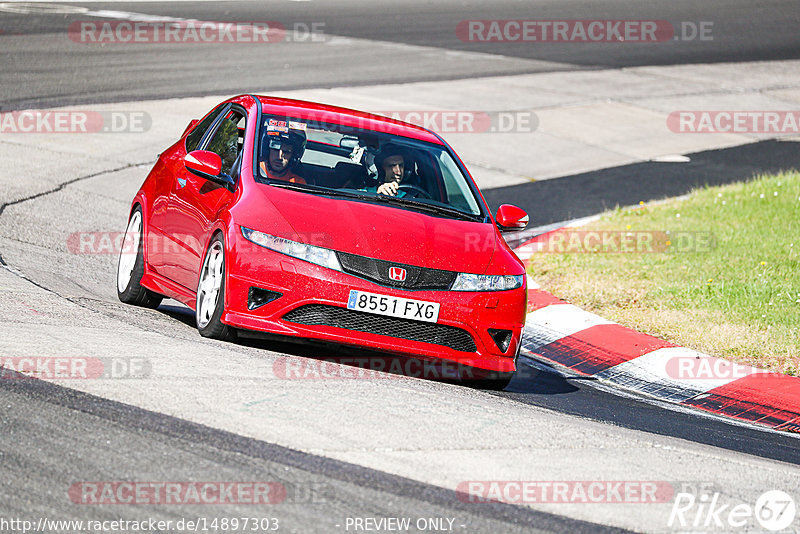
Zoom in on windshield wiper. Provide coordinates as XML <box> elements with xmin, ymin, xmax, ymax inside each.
<box><xmin>369</xmin><ymin>195</ymin><xmax>484</xmax><ymax>222</ymax></box>
<box><xmin>268</xmin><ymin>182</ymin><xmax>484</xmax><ymax>221</ymax></box>
<box><xmin>268</xmin><ymin>181</ymin><xmax>370</xmax><ymax>200</ymax></box>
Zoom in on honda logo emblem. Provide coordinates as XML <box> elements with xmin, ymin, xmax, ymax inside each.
<box><xmin>389</xmin><ymin>267</ymin><xmax>407</xmax><ymax>282</ymax></box>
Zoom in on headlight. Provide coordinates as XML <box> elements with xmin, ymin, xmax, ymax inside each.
<box><xmin>241</xmin><ymin>227</ymin><xmax>342</xmax><ymax>272</ymax></box>
<box><xmin>451</xmin><ymin>274</ymin><xmax>524</xmax><ymax>292</ymax></box>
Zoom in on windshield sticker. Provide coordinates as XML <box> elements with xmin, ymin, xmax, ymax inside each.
<box><xmin>288</xmin><ymin>121</ymin><xmax>307</xmax><ymax>131</ymax></box>
<box><xmin>267</xmin><ymin>119</ymin><xmax>289</xmax><ymax>133</ymax></box>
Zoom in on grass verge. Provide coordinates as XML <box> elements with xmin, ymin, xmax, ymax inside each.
<box><xmin>526</xmin><ymin>170</ymin><xmax>800</xmax><ymax>375</ymax></box>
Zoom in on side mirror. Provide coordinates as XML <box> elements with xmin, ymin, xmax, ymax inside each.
<box><xmin>182</xmin><ymin>119</ymin><xmax>199</xmax><ymax>137</ymax></box>
<box><xmin>496</xmin><ymin>204</ymin><xmax>529</xmax><ymax>232</ymax></box>
<box><xmin>184</xmin><ymin>150</ymin><xmax>235</xmax><ymax>190</ymax></box>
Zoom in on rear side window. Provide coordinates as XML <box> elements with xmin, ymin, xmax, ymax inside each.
<box><xmin>185</xmin><ymin>105</ymin><xmax>226</xmax><ymax>152</ymax></box>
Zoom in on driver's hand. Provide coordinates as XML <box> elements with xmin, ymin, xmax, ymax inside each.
<box><xmin>377</xmin><ymin>181</ymin><xmax>399</xmax><ymax>196</ymax></box>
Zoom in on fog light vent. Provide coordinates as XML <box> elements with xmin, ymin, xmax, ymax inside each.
<box><xmin>488</xmin><ymin>329</ymin><xmax>513</xmax><ymax>353</ymax></box>
<box><xmin>248</xmin><ymin>287</ymin><xmax>281</xmax><ymax>310</ymax></box>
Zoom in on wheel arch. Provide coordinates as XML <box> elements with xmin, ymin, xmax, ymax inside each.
<box><xmin>127</xmin><ymin>199</ymin><xmax>148</xmax><ymax>265</ymax></box>
<box><xmin>199</xmin><ymin>223</ymin><xmax>233</xmax><ymax>311</ymax></box>
<box><xmin>195</xmin><ymin>224</ymin><xmax>237</xmax><ymax>340</ymax></box>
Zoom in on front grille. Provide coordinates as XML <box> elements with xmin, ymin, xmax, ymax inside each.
<box><xmin>283</xmin><ymin>305</ymin><xmax>477</xmax><ymax>353</ymax></box>
<box><xmin>337</xmin><ymin>251</ymin><xmax>457</xmax><ymax>290</ymax></box>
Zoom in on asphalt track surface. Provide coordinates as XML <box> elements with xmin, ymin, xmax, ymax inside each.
<box><xmin>3</xmin><ymin>2</ymin><xmax>800</xmax><ymax>533</ymax></box>
<box><xmin>502</xmin><ymin>360</ymin><xmax>800</xmax><ymax>466</ymax></box>
<box><xmin>483</xmin><ymin>139</ymin><xmax>800</xmax><ymax>225</ymax></box>
<box><xmin>1</xmin><ymin>374</ymin><xmax>617</xmax><ymax>534</ymax></box>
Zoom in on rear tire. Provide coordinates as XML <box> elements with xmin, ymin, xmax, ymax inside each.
<box><xmin>196</xmin><ymin>234</ymin><xmax>236</xmax><ymax>341</ymax></box>
<box><xmin>117</xmin><ymin>207</ymin><xmax>163</xmax><ymax>309</ymax></box>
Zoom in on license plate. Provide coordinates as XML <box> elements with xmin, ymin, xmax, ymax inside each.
<box><xmin>346</xmin><ymin>290</ymin><xmax>440</xmax><ymax>323</ymax></box>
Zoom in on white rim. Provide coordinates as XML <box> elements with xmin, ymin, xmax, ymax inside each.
<box><xmin>117</xmin><ymin>211</ymin><xmax>142</xmax><ymax>294</ymax></box>
<box><xmin>196</xmin><ymin>240</ymin><xmax>224</xmax><ymax>328</ymax></box>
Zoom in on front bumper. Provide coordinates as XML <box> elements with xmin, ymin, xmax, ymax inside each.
<box><xmin>223</xmin><ymin>230</ymin><xmax>526</xmax><ymax>373</ymax></box>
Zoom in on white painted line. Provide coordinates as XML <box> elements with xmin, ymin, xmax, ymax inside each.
<box><xmin>651</xmin><ymin>154</ymin><xmax>691</xmax><ymax>163</ymax></box>
<box><xmin>522</xmin><ymin>304</ymin><xmax>614</xmax><ymax>351</ymax></box>
<box><xmin>0</xmin><ymin>2</ymin><xmax>88</xmax><ymax>13</ymax></box>
<box><xmin>1</xmin><ymin>0</ymin><xmax>226</xmax><ymax>4</ymax></box>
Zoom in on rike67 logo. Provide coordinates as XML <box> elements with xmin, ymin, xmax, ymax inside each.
<box><xmin>669</xmin><ymin>486</ymin><xmax>796</xmax><ymax>531</ymax></box>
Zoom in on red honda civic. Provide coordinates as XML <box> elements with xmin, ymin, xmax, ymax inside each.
<box><xmin>117</xmin><ymin>95</ymin><xmax>529</xmax><ymax>385</ymax></box>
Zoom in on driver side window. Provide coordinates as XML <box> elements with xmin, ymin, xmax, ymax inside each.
<box><xmin>185</xmin><ymin>105</ymin><xmax>226</xmax><ymax>153</ymax></box>
<box><xmin>205</xmin><ymin>110</ymin><xmax>246</xmax><ymax>177</ymax></box>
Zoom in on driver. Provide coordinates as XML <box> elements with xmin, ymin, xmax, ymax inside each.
<box><xmin>260</xmin><ymin>129</ymin><xmax>307</xmax><ymax>184</ymax></box>
<box><xmin>369</xmin><ymin>145</ymin><xmax>422</xmax><ymax>197</ymax></box>
<box><xmin>376</xmin><ymin>152</ymin><xmax>405</xmax><ymax>196</ymax></box>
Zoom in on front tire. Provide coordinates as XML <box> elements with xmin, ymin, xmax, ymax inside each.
<box><xmin>117</xmin><ymin>207</ymin><xmax>163</xmax><ymax>309</ymax></box>
<box><xmin>196</xmin><ymin>234</ymin><xmax>236</xmax><ymax>340</ymax></box>
<box><xmin>476</xmin><ymin>371</ymin><xmax>514</xmax><ymax>391</ymax></box>
<box><xmin>462</xmin><ymin>360</ymin><xmax>516</xmax><ymax>390</ymax></box>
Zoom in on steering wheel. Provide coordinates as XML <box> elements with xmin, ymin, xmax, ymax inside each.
<box><xmin>397</xmin><ymin>184</ymin><xmax>432</xmax><ymax>199</ymax></box>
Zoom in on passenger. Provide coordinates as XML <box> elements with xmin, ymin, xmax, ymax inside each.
<box><xmin>260</xmin><ymin>129</ymin><xmax>307</xmax><ymax>184</ymax></box>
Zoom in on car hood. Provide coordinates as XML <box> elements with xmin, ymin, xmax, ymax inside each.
<box><xmin>261</xmin><ymin>187</ymin><xmax>498</xmax><ymax>274</ymax></box>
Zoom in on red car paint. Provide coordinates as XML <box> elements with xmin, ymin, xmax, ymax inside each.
<box><xmin>128</xmin><ymin>95</ymin><xmax>528</xmax><ymax>373</ymax></box>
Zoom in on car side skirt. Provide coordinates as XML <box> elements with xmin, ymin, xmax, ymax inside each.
<box><xmin>140</xmin><ymin>270</ymin><xmax>197</xmax><ymax>310</ymax></box>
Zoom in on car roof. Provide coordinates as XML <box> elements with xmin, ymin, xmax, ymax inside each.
<box><xmin>254</xmin><ymin>95</ymin><xmax>444</xmax><ymax>144</ymax></box>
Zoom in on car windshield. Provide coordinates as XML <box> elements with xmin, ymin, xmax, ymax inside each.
<box><xmin>256</xmin><ymin>114</ymin><xmax>485</xmax><ymax>219</ymax></box>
